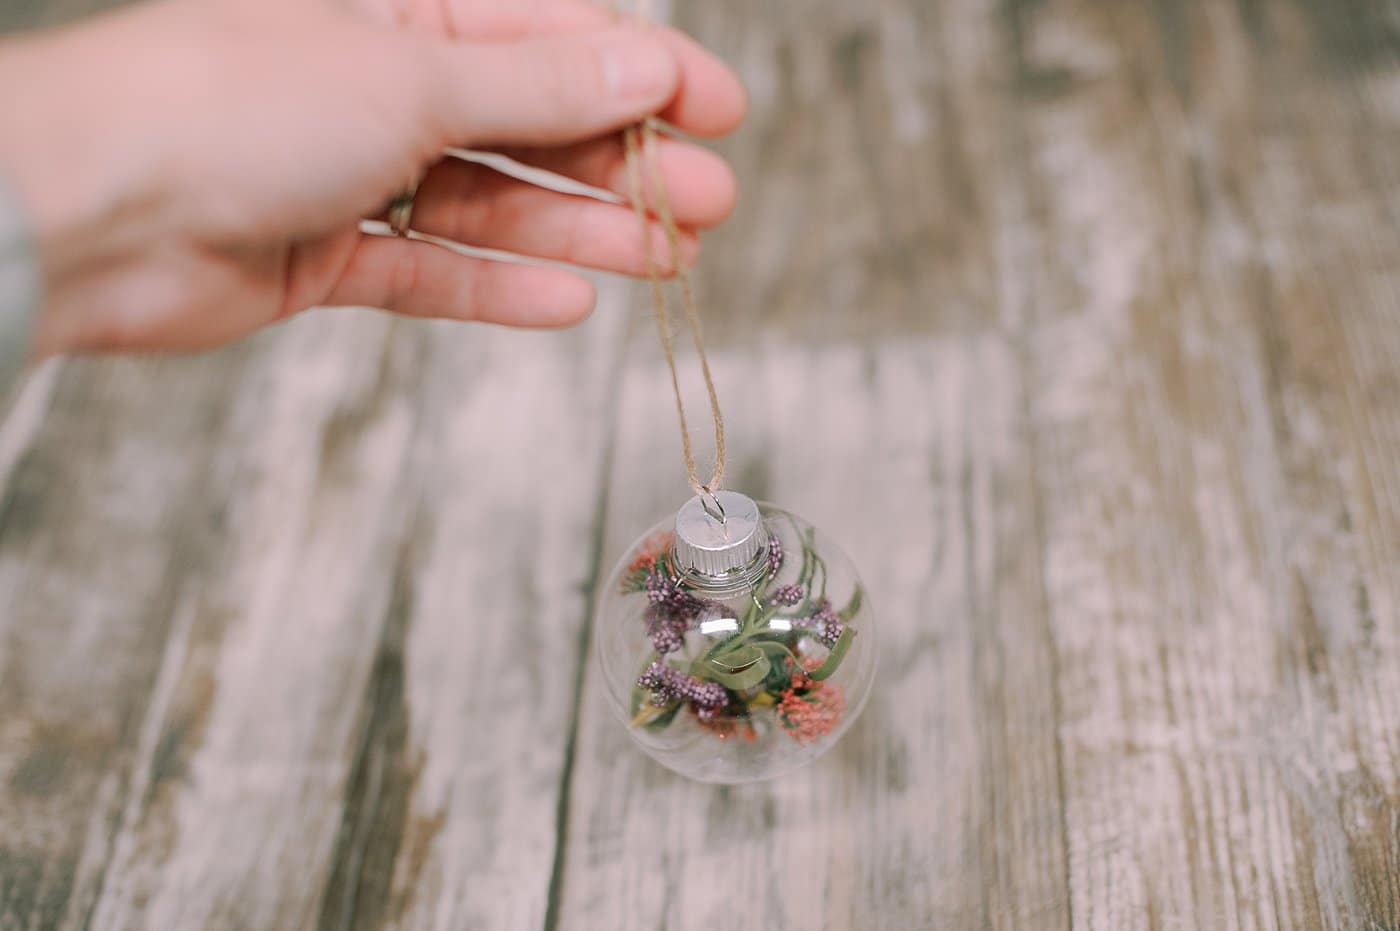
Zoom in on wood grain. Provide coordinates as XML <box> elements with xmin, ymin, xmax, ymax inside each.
<box><xmin>555</xmin><ymin>334</ymin><xmax>1070</xmax><ymax>930</ymax></box>
<box><xmin>1005</xmin><ymin>1</ymin><xmax>1400</xmax><ymax>927</ymax></box>
<box><xmin>2</xmin><ymin>0</ymin><xmax>1400</xmax><ymax>928</ymax></box>
<box><xmin>0</xmin><ymin>288</ymin><xmax>629</xmax><ymax>929</ymax></box>
<box><xmin>555</xmin><ymin>0</ymin><xmax>1072</xmax><ymax>926</ymax></box>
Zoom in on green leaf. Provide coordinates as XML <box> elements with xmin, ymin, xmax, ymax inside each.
<box><xmin>754</xmin><ymin>641</ymin><xmax>801</xmax><ymax>693</ymax></box>
<box><xmin>813</xmin><ymin>557</ymin><xmax>828</xmax><ymax>602</ymax></box>
<box><xmin>838</xmin><ymin>585</ymin><xmax>864</xmax><ymax>622</ymax></box>
<box><xmin>642</xmin><ymin>702</ymin><xmax>682</xmax><ymax>731</ymax></box>
<box><xmin>754</xmin><ymin>638</ymin><xmax>802</xmax><ymax>667</ymax></box>
<box><xmin>707</xmin><ymin>642</ymin><xmax>762</xmax><ymax>670</ymax></box>
<box><xmin>706</xmin><ymin>660</ymin><xmax>770</xmax><ymax>690</ymax></box>
<box><xmin>699</xmin><ymin>645</ymin><xmax>771</xmax><ymax>690</ymax></box>
<box><xmin>807</xmin><ymin>628</ymin><xmax>854</xmax><ymax>681</ymax></box>
<box><xmin>789</xmin><ymin>519</ymin><xmax>813</xmax><ymax>587</ymax></box>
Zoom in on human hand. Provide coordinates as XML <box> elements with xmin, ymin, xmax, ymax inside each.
<box><xmin>0</xmin><ymin>0</ymin><xmax>745</xmax><ymax>355</ymax></box>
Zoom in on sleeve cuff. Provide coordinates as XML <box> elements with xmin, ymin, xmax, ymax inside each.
<box><xmin>0</xmin><ymin>175</ymin><xmax>39</xmax><ymax>393</ymax></box>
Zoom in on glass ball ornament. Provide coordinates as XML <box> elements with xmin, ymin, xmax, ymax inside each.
<box><xmin>597</xmin><ymin>491</ymin><xmax>876</xmax><ymax>783</ymax></box>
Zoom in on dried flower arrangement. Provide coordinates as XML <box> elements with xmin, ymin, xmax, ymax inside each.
<box><xmin>621</xmin><ymin>525</ymin><xmax>861</xmax><ymax>745</ymax></box>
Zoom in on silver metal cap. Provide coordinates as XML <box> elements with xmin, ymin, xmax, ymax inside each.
<box><xmin>673</xmin><ymin>490</ymin><xmax>767</xmax><ymax>578</ymax></box>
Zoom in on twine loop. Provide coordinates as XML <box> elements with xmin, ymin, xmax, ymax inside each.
<box><xmin>622</xmin><ymin>114</ymin><xmax>726</xmax><ymax>498</ymax></box>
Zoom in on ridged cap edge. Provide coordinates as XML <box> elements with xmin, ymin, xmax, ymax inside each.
<box><xmin>673</xmin><ymin>491</ymin><xmax>765</xmax><ymax>578</ymax></box>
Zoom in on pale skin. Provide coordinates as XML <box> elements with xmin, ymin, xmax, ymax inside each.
<box><xmin>0</xmin><ymin>0</ymin><xmax>746</xmax><ymax>356</ymax></box>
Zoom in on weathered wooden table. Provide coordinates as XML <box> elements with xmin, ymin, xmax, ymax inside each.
<box><xmin>3</xmin><ymin>0</ymin><xmax>1399</xmax><ymax>928</ymax></box>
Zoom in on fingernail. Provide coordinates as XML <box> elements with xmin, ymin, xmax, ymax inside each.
<box><xmin>600</xmin><ymin>34</ymin><xmax>676</xmax><ymax>101</ymax></box>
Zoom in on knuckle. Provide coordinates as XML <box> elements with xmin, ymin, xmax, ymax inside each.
<box><xmin>383</xmin><ymin>35</ymin><xmax>450</xmax><ymax>155</ymax></box>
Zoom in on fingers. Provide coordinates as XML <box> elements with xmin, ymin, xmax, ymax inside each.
<box><xmin>423</xmin><ymin>21</ymin><xmax>746</xmax><ymax>146</ymax></box>
<box><xmin>654</xmin><ymin>28</ymin><xmax>747</xmax><ymax>137</ymax></box>
<box><xmin>405</xmin><ymin>157</ymin><xmax>701</xmax><ymax>275</ymax></box>
<box><xmin>436</xmin><ymin>0</ymin><xmax>749</xmax><ymax>134</ymax></box>
<box><xmin>426</xmin><ymin>26</ymin><xmax>680</xmax><ymax>147</ymax></box>
<box><xmin>501</xmin><ymin>134</ymin><xmax>738</xmax><ymax>227</ymax></box>
<box><xmin>392</xmin><ymin>0</ymin><xmax>750</xmax><ymax>135</ymax></box>
<box><xmin>391</xmin><ymin>0</ymin><xmax>610</xmax><ymax>39</ymax></box>
<box><xmin>323</xmin><ymin>234</ymin><xmax>597</xmax><ymax>327</ymax></box>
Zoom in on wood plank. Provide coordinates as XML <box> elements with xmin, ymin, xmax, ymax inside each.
<box><xmin>0</xmin><ymin>346</ymin><xmax>258</xmax><ymax>930</ymax></box>
<box><xmin>0</xmin><ymin>7</ymin><xmax>636</xmax><ymax>923</ymax></box>
<box><xmin>0</xmin><ymin>4</ymin><xmax>630</xmax><ymax>928</ymax></box>
<box><xmin>72</xmin><ymin>311</ymin><xmax>421</xmax><ymax>931</ymax></box>
<box><xmin>0</xmin><ymin>312</ymin><xmax>437</xmax><ymax>930</ymax></box>
<box><xmin>553</xmin><ymin>0</ymin><xmax>1072</xmax><ymax>925</ymax></box>
<box><xmin>1211</xmin><ymin>3</ymin><xmax>1400</xmax><ymax>923</ymax></box>
<box><xmin>59</xmin><ymin>295</ymin><xmax>626</xmax><ymax>931</ymax></box>
<box><xmin>3</xmin><ymin>0</ymin><xmax>1399</xmax><ymax>926</ymax></box>
<box><xmin>0</xmin><ymin>280</ymin><xmax>625</xmax><ymax>931</ymax></box>
<box><xmin>1004</xmin><ymin>0</ymin><xmax>1400</xmax><ymax>927</ymax></box>
<box><xmin>556</xmin><ymin>336</ymin><xmax>1069</xmax><ymax>930</ymax></box>
<box><xmin>318</xmin><ymin>287</ymin><xmax>628</xmax><ymax>931</ymax></box>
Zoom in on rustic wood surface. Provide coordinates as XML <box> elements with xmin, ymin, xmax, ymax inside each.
<box><xmin>3</xmin><ymin>0</ymin><xmax>1400</xmax><ymax>928</ymax></box>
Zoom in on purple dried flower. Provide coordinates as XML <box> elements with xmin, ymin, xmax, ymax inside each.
<box><xmin>772</xmin><ymin>584</ymin><xmax>804</xmax><ymax>607</ymax></box>
<box><xmin>766</xmin><ymin>536</ymin><xmax>784</xmax><ymax>580</ymax></box>
<box><xmin>821</xmin><ymin>620</ymin><xmax>844</xmax><ymax>647</ymax></box>
<box><xmin>645</xmin><ymin>566</ymin><xmax>704</xmax><ymax>615</ymax></box>
<box><xmin>642</xmin><ymin>566</ymin><xmax>708</xmax><ymax>654</ymax></box>
<box><xmin>637</xmin><ymin>663</ymin><xmax>670</xmax><ymax>705</ymax></box>
<box><xmin>686</xmin><ymin>680</ymin><xmax>729</xmax><ymax>717</ymax></box>
<box><xmin>638</xmin><ymin>661</ymin><xmax>729</xmax><ymax>716</ymax></box>
<box><xmin>646</xmin><ymin>617</ymin><xmax>684</xmax><ymax>655</ymax></box>
<box><xmin>795</xmin><ymin>598</ymin><xmax>844</xmax><ymax>647</ymax></box>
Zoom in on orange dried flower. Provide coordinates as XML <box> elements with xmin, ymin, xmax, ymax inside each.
<box><xmin>694</xmin><ymin>711</ymin><xmax>758</xmax><ymax>742</ymax></box>
<box><xmin>777</xmin><ymin>676</ymin><xmax>846</xmax><ymax>745</ymax></box>
<box><xmin>628</xmin><ymin>530</ymin><xmax>675</xmax><ymax>572</ymax></box>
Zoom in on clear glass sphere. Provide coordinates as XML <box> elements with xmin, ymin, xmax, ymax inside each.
<box><xmin>597</xmin><ymin>501</ymin><xmax>876</xmax><ymax>783</ymax></box>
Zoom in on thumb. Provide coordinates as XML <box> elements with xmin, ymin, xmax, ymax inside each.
<box><xmin>425</xmin><ymin>26</ymin><xmax>680</xmax><ymax>148</ymax></box>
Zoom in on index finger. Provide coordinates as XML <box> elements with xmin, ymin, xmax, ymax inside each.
<box><xmin>653</xmin><ymin>25</ymin><xmax>746</xmax><ymax>137</ymax></box>
<box><xmin>387</xmin><ymin>0</ymin><xmax>746</xmax><ymax>137</ymax></box>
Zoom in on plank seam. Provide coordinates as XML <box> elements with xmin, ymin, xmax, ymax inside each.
<box><xmin>540</xmin><ymin>321</ymin><xmax>629</xmax><ymax>931</ymax></box>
